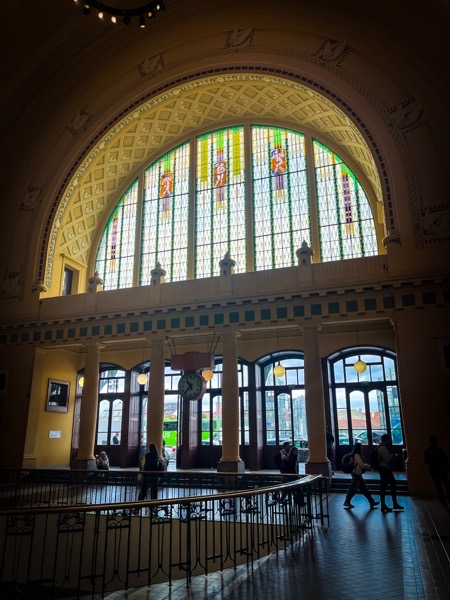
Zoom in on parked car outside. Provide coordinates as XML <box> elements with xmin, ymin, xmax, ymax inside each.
<box><xmin>354</xmin><ymin>430</ymin><xmax>384</xmax><ymax>445</ymax></box>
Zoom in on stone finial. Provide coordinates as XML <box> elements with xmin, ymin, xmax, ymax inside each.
<box><xmin>88</xmin><ymin>271</ymin><xmax>104</xmax><ymax>294</ymax></box>
<box><xmin>296</xmin><ymin>240</ymin><xmax>313</xmax><ymax>266</ymax></box>
<box><xmin>151</xmin><ymin>262</ymin><xmax>166</xmax><ymax>286</ymax></box>
<box><xmin>219</xmin><ymin>251</ymin><xmax>236</xmax><ymax>277</ymax></box>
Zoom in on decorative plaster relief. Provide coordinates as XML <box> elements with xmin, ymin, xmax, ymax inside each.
<box><xmin>20</xmin><ymin>187</ymin><xmax>42</xmax><ymax>212</ymax></box>
<box><xmin>227</xmin><ymin>29</ymin><xmax>255</xmax><ymax>49</ymax></box>
<box><xmin>391</xmin><ymin>99</ymin><xmax>424</xmax><ymax>130</ymax></box>
<box><xmin>67</xmin><ymin>110</ymin><xmax>91</xmax><ymax>135</ymax></box>
<box><xmin>422</xmin><ymin>206</ymin><xmax>450</xmax><ymax>238</ymax></box>
<box><xmin>139</xmin><ymin>55</ymin><xmax>163</xmax><ymax>77</ymax></box>
<box><xmin>2</xmin><ymin>271</ymin><xmax>23</xmax><ymax>300</ymax></box>
<box><xmin>317</xmin><ymin>38</ymin><xmax>350</xmax><ymax>64</ymax></box>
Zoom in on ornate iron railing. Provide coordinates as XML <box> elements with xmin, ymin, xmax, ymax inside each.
<box><xmin>0</xmin><ymin>473</ymin><xmax>328</xmax><ymax>599</ymax></box>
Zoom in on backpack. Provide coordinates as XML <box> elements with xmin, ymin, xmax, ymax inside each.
<box><xmin>368</xmin><ymin>446</ymin><xmax>380</xmax><ymax>471</ymax></box>
<box><xmin>273</xmin><ymin>451</ymin><xmax>282</xmax><ymax>469</ymax></box>
<box><xmin>341</xmin><ymin>453</ymin><xmax>354</xmax><ymax>474</ymax></box>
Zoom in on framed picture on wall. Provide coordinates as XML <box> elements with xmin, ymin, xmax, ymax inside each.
<box><xmin>46</xmin><ymin>379</ymin><xmax>70</xmax><ymax>413</ymax></box>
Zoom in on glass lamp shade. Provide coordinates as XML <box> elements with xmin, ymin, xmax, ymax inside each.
<box><xmin>202</xmin><ymin>369</ymin><xmax>214</xmax><ymax>381</ymax></box>
<box><xmin>353</xmin><ymin>358</ymin><xmax>367</xmax><ymax>374</ymax></box>
<box><xmin>137</xmin><ymin>372</ymin><xmax>148</xmax><ymax>385</ymax></box>
<box><xmin>273</xmin><ymin>363</ymin><xmax>285</xmax><ymax>378</ymax></box>
<box><xmin>78</xmin><ymin>376</ymin><xmax>84</xmax><ymax>388</ymax></box>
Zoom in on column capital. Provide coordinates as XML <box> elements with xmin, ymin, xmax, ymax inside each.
<box><xmin>300</xmin><ymin>324</ymin><xmax>322</xmax><ymax>335</ymax></box>
<box><xmin>82</xmin><ymin>341</ymin><xmax>105</xmax><ymax>352</ymax></box>
<box><xmin>216</xmin><ymin>328</ymin><xmax>241</xmax><ymax>341</ymax></box>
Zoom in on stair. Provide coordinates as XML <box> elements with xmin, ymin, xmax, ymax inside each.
<box><xmin>330</xmin><ymin>473</ymin><xmax>409</xmax><ymax>496</ymax></box>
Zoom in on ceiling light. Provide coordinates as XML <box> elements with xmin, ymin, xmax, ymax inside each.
<box><xmin>137</xmin><ymin>372</ymin><xmax>148</xmax><ymax>385</ymax></box>
<box><xmin>202</xmin><ymin>369</ymin><xmax>214</xmax><ymax>381</ymax></box>
<box><xmin>72</xmin><ymin>0</ymin><xmax>168</xmax><ymax>28</ymax></box>
<box><xmin>353</xmin><ymin>324</ymin><xmax>367</xmax><ymax>374</ymax></box>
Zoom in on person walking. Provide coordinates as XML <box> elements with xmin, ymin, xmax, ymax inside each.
<box><xmin>343</xmin><ymin>442</ymin><xmax>380</xmax><ymax>509</ymax></box>
<box><xmin>378</xmin><ymin>433</ymin><xmax>404</xmax><ymax>513</ymax></box>
<box><xmin>138</xmin><ymin>442</ymin><xmax>161</xmax><ymax>501</ymax></box>
<box><xmin>424</xmin><ymin>435</ymin><xmax>450</xmax><ymax>512</ymax></box>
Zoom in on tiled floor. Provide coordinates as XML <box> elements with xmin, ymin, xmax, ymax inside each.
<box><xmin>105</xmin><ymin>492</ymin><xmax>450</xmax><ymax>600</ymax></box>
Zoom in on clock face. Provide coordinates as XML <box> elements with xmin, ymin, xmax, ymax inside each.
<box><xmin>178</xmin><ymin>372</ymin><xmax>205</xmax><ymax>400</ymax></box>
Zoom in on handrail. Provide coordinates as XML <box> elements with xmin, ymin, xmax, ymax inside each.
<box><xmin>0</xmin><ymin>472</ymin><xmax>328</xmax><ymax>599</ymax></box>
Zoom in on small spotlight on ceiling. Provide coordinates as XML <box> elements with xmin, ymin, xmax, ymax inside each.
<box><xmin>72</xmin><ymin>1</ymin><xmax>169</xmax><ymax>28</ymax></box>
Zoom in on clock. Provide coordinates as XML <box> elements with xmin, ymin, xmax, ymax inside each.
<box><xmin>178</xmin><ymin>371</ymin><xmax>206</xmax><ymax>400</ymax></box>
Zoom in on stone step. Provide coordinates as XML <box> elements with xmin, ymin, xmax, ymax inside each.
<box><xmin>331</xmin><ymin>476</ymin><xmax>409</xmax><ymax>496</ymax></box>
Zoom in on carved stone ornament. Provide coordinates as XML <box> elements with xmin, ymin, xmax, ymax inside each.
<box><xmin>296</xmin><ymin>240</ymin><xmax>314</xmax><ymax>265</ymax></box>
<box><xmin>20</xmin><ymin>187</ymin><xmax>42</xmax><ymax>211</ymax></box>
<box><xmin>2</xmin><ymin>271</ymin><xmax>23</xmax><ymax>299</ymax></box>
<box><xmin>227</xmin><ymin>28</ymin><xmax>254</xmax><ymax>49</ymax></box>
<box><xmin>393</xmin><ymin>100</ymin><xmax>423</xmax><ymax>130</ymax></box>
<box><xmin>382</xmin><ymin>229</ymin><xmax>401</xmax><ymax>247</ymax></box>
<box><xmin>139</xmin><ymin>54</ymin><xmax>163</xmax><ymax>77</ymax></box>
<box><xmin>318</xmin><ymin>38</ymin><xmax>349</xmax><ymax>63</ymax></box>
<box><xmin>422</xmin><ymin>206</ymin><xmax>450</xmax><ymax>237</ymax></box>
<box><xmin>32</xmin><ymin>279</ymin><xmax>47</xmax><ymax>293</ymax></box>
<box><xmin>67</xmin><ymin>109</ymin><xmax>91</xmax><ymax>134</ymax></box>
<box><xmin>219</xmin><ymin>251</ymin><xmax>236</xmax><ymax>276</ymax></box>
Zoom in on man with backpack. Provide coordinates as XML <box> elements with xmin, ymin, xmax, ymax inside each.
<box><xmin>378</xmin><ymin>433</ymin><xmax>404</xmax><ymax>513</ymax></box>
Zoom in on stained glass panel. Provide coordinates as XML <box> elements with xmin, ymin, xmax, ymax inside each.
<box><xmin>141</xmin><ymin>142</ymin><xmax>190</xmax><ymax>283</ymax></box>
<box><xmin>314</xmin><ymin>140</ymin><xmax>377</xmax><ymax>262</ymax></box>
<box><xmin>95</xmin><ymin>180</ymin><xmax>138</xmax><ymax>290</ymax></box>
<box><xmin>252</xmin><ymin>126</ymin><xmax>310</xmax><ymax>270</ymax></box>
<box><xmin>195</xmin><ymin>127</ymin><xmax>246</xmax><ymax>278</ymax></box>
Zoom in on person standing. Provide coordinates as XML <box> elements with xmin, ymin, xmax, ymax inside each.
<box><xmin>378</xmin><ymin>433</ymin><xmax>404</xmax><ymax>513</ymax></box>
<box><xmin>424</xmin><ymin>435</ymin><xmax>450</xmax><ymax>512</ymax></box>
<box><xmin>112</xmin><ymin>432</ymin><xmax>120</xmax><ymax>445</ymax></box>
<box><xmin>138</xmin><ymin>442</ymin><xmax>161</xmax><ymax>500</ymax></box>
<box><xmin>326</xmin><ymin>426</ymin><xmax>335</xmax><ymax>472</ymax></box>
<box><xmin>95</xmin><ymin>451</ymin><xmax>110</xmax><ymax>470</ymax></box>
<box><xmin>343</xmin><ymin>442</ymin><xmax>380</xmax><ymax>509</ymax></box>
<box><xmin>285</xmin><ymin>445</ymin><xmax>300</xmax><ymax>478</ymax></box>
<box><xmin>280</xmin><ymin>441</ymin><xmax>291</xmax><ymax>473</ymax></box>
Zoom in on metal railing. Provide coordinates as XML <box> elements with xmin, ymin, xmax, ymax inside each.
<box><xmin>0</xmin><ymin>471</ymin><xmax>328</xmax><ymax>599</ymax></box>
<box><xmin>0</xmin><ymin>468</ymin><xmax>321</xmax><ymax>508</ymax></box>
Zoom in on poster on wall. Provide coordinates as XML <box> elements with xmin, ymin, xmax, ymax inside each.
<box><xmin>46</xmin><ymin>379</ymin><xmax>70</xmax><ymax>413</ymax></box>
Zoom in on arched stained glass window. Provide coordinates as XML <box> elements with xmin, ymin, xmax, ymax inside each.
<box><xmin>314</xmin><ymin>140</ymin><xmax>377</xmax><ymax>261</ymax></box>
<box><xmin>95</xmin><ymin>180</ymin><xmax>138</xmax><ymax>290</ymax></box>
<box><xmin>141</xmin><ymin>142</ymin><xmax>190</xmax><ymax>283</ymax></box>
<box><xmin>94</xmin><ymin>126</ymin><xmax>380</xmax><ymax>291</ymax></box>
<box><xmin>195</xmin><ymin>127</ymin><xmax>246</xmax><ymax>278</ymax></box>
<box><xmin>252</xmin><ymin>126</ymin><xmax>310</xmax><ymax>270</ymax></box>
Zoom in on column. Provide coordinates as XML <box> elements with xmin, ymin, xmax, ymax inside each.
<box><xmin>71</xmin><ymin>342</ymin><xmax>103</xmax><ymax>470</ymax></box>
<box><xmin>301</xmin><ymin>325</ymin><xmax>331</xmax><ymax>478</ymax></box>
<box><xmin>23</xmin><ymin>348</ymin><xmax>46</xmax><ymax>468</ymax></box>
<box><xmin>217</xmin><ymin>331</ymin><xmax>244</xmax><ymax>473</ymax></box>
<box><xmin>146</xmin><ymin>336</ymin><xmax>165</xmax><ymax>456</ymax></box>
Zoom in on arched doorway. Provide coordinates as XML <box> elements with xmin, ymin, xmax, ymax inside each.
<box><xmin>327</xmin><ymin>347</ymin><xmax>405</xmax><ymax>470</ymax></box>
